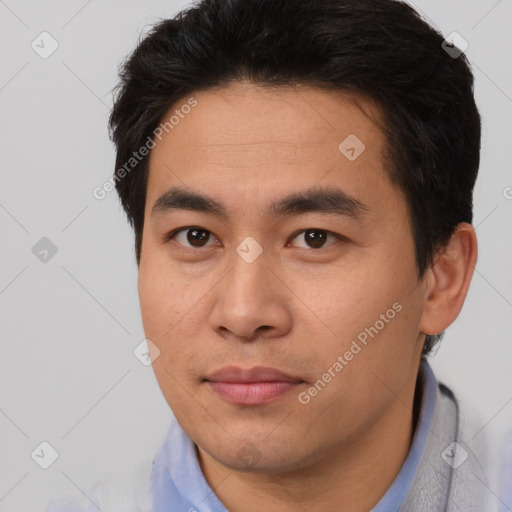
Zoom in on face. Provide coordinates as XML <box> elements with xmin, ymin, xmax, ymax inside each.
<box><xmin>138</xmin><ymin>81</ymin><xmax>428</xmax><ymax>473</ymax></box>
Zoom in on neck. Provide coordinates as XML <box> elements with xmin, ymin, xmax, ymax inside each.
<box><xmin>197</xmin><ymin>360</ymin><xmax>424</xmax><ymax>512</ymax></box>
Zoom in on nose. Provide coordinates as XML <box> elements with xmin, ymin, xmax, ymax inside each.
<box><xmin>208</xmin><ymin>247</ymin><xmax>292</xmax><ymax>342</ymax></box>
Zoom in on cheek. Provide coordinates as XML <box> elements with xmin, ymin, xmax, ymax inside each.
<box><xmin>291</xmin><ymin>265</ymin><xmax>390</xmax><ymax>344</ymax></box>
<box><xmin>298</xmin><ymin>260</ymin><xmax>419</xmax><ymax>371</ymax></box>
<box><xmin>138</xmin><ymin>258</ymin><xmax>209</xmax><ymax>373</ymax></box>
<box><xmin>138</xmin><ymin>247</ymin><xmax>190</xmax><ymax>321</ymax></box>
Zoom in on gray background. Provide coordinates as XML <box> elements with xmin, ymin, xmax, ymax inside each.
<box><xmin>0</xmin><ymin>0</ymin><xmax>511</xmax><ymax>510</ymax></box>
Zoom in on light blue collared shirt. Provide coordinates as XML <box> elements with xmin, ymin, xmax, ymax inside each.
<box><xmin>149</xmin><ymin>358</ymin><xmax>437</xmax><ymax>512</ymax></box>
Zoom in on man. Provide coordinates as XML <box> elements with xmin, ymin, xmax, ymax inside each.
<box><xmin>46</xmin><ymin>0</ymin><xmax>502</xmax><ymax>510</ymax></box>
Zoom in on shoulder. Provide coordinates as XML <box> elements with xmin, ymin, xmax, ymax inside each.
<box><xmin>435</xmin><ymin>378</ymin><xmax>502</xmax><ymax>511</ymax></box>
<box><xmin>43</xmin><ymin>458</ymin><xmax>154</xmax><ymax>512</ymax></box>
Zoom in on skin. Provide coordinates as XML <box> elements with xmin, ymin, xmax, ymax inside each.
<box><xmin>138</xmin><ymin>80</ymin><xmax>477</xmax><ymax>511</ymax></box>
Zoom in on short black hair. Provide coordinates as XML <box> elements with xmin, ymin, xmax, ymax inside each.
<box><xmin>108</xmin><ymin>0</ymin><xmax>481</xmax><ymax>356</ymax></box>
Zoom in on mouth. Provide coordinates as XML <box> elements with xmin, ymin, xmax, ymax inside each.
<box><xmin>204</xmin><ymin>366</ymin><xmax>305</xmax><ymax>405</ymax></box>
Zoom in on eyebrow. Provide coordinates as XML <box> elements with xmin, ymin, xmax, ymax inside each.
<box><xmin>151</xmin><ymin>186</ymin><xmax>370</xmax><ymax>222</ymax></box>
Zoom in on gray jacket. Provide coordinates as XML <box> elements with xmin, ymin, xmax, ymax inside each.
<box><xmin>399</xmin><ymin>381</ymin><xmax>497</xmax><ymax>511</ymax></box>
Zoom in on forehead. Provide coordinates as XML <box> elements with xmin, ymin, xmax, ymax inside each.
<box><xmin>146</xmin><ymin>81</ymin><xmax>404</xmax><ymax>224</ymax></box>
<box><xmin>153</xmin><ymin>82</ymin><xmax>384</xmax><ymax>152</ymax></box>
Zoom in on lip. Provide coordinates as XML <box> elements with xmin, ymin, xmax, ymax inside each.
<box><xmin>205</xmin><ymin>366</ymin><xmax>304</xmax><ymax>405</ymax></box>
<box><xmin>206</xmin><ymin>365</ymin><xmax>303</xmax><ymax>383</ymax></box>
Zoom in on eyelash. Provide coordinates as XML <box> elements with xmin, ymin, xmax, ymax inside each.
<box><xmin>164</xmin><ymin>226</ymin><xmax>346</xmax><ymax>251</ymax></box>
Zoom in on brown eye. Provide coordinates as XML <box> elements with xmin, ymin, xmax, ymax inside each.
<box><xmin>304</xmin><ymin>230</ymin><xmax>328</xmax><ymax>248</ymax></box>
<box><xmin>289</xmin><ymin>229</ymin><xmax>340</xmax><ymax>249</ymax></box>
<box><xmin>186</xmin><ymin>228</ymin><xmax>210</xmax><ymax>247</ymax></box>
<box><xmin>169</xmin><ymin>227</ymin><xmax>218</xmax><ymax>248</ymax></box>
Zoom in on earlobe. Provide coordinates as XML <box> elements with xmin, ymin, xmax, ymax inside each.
<box><xmin>419</xmin><ymin>222</ymin><xmax>478</xmax><ymax>336</ymax></box>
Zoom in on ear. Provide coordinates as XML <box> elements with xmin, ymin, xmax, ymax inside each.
<box><xmin>419</xmin><ymin>222</ymin><xmax>478</xmax><ymax>336</ymax></box>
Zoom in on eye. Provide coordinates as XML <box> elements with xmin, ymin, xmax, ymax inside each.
<box><xmin>288</xmin><ymin>229</ymin><xmax>344</xmax><ymax>249</ymax></box>
<box><xmin>166</xmin><ymin>226</ymin><xmax>220</xmax><ymax>248</ymax></box>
